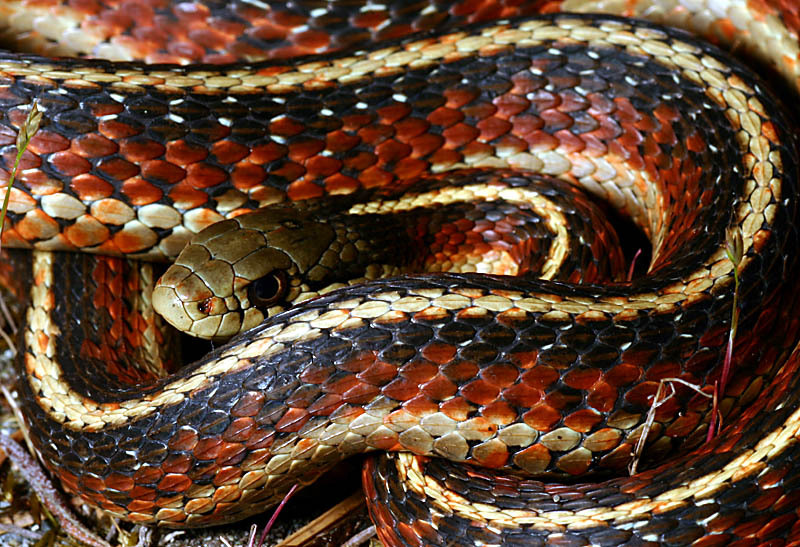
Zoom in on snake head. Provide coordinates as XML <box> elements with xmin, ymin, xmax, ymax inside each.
<box><xmin>153</xmin><ymin>206</ymin><xmax>335</xmax><ymax>340</ymax></box>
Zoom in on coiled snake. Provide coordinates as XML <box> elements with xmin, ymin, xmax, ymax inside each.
<box><xmin>0</xmin><ymin>1</ymin><xmax>800</xmax><ymax>545</ymax></box>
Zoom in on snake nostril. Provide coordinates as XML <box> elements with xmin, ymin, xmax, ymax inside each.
<box><xmin>197</xmin><ymin>298</ymin><xmax>214</xmax><ymax>315</ymax></box>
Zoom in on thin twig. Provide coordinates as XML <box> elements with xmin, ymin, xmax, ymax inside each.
<box><xmin>0</xmin><ymin>522</ymin><xmax>43</xmax><ymax>541</ymax></box>
<box><xmin>341</xmin><ymin>525</ymin><xmax>377</xmax><ymax>547</ymax></box>
<box><xmin>257</xmin><ymin>484</ymin><xmax>299</xmax><ymax>547</ymax></box>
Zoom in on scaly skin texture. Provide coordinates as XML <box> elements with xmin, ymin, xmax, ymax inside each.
<box><xmin>0</xmin><ymin>1</ymin><xmax>799</xmax><ymax>545</ymax></box>
<box><xmin>153</xmin><ymin>171</ymin><xmax>628</xmax><ymax>340</ymax></box>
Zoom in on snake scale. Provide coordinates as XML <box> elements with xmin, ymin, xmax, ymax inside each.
<box><xmin>0</xmin><ymin>1</ymin><xmax>799</xmax><ymax>545</ymax></box>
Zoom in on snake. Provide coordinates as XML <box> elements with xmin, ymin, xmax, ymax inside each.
<box><xmin>0</xmin><ymin>0</ymin><xmax>799</xmax><ymax>545</ymax></box>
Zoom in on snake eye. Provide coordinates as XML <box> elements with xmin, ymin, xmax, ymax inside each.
<box><xmin>248</xmin><ymin>270</ymin><xmax>289</xmax><ymax>308</ymax></box>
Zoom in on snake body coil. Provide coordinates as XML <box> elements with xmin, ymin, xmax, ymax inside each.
<box><xmin>1</xmin><ymin>1</ymin><xmax>800</xmax><ymax>545</ymax></box>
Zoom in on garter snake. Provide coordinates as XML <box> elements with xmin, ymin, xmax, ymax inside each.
<box><xmin>0</xmin><ymin>1</ymin><xmax>799</xmax><ymax>545</ymax></box>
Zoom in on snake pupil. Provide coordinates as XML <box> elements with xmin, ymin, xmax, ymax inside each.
<box><xmin>248</xmin><ymin>271</ymin><xmax>289</xmax><ymax>308</ymax></box>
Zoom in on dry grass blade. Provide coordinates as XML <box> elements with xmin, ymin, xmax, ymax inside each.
<box><xmin>0</xmin><ymin>102</ymin><xmax>41</xmax><ymax>252</ymax></box>
<box><xmin>629</xmin><ymin>378</ymin><xmax>712</xmax><ymax>475</ymax></box>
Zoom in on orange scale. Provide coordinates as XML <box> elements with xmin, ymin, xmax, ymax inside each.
<box><xmin>132</xmin><ymin>464</ymin><xmax>163</xmax><ymax>485</ymax></box>
<box><xmin>230</xmin><ymin>162</ymin><xmax>266</xmax><ymax>189</ymax></box>
<box><xmin>522</xmin><ymin>403</ymin><xmax>561</xmax><ymax>431</ymax></box>
<box><xmin>349</xmin><ymin>10</ymin><xmax>388</xmax><ymax>28</ymax></box>
<box><xmin>358</xmin><ymin>124</ymin><xmax>394</xmax><ymax>145</ymax></box>
<box><xmin>480</xmin><ymin>400</ymin><xmax>516</xmax><ymax>425</ymax></box>
<box><xmin>166</xmin><ymin>140</ymin><xmax>209</xmax><ymax>166</ymax></box>
<box><xmin>323</xmin><ymin>374</ymin><xmax>362</xmax><ymax>395</ymax></box>
<box><xmin>5</xmin><ymin>149</ymin><xmax>42</xmax><ymax>174</ymax></box>
<box><xmin>97</xmin><ymin>157</ymin><xmax>140</xmax><ymax>181</ymax></box>
<box><xmin>342</xmin><ymin>382</ymin><xmax>381</xmax><ymax>404</ymax></box>
<box><xmin>222</xmin><ymin>417</ymin><xmax>256</xmax><ymax>443</ymax></box>
<box><xmin>28</xmin><ymin>130</ymin><xmax>70</xmax><ymax>154</ymax></box>
<box><xmin>70</xmin><ymin>174</ymin><xmax>113</xmax><ymax>201</ymax></box>
<box><xmin>462</xmin><ymin>101</ymin><xmax>498</xmax><ymax>119</ymax></box>
<box><xmin>476</xmin><ymin>117</ymin><xmax>512</xmax><ymax>141</ymax></box>
<box><xmin>427</xmin><ymin>106</ymin><xmax>464</xmax><ymax>128</ymax></box>
<box><xmin>563</xmin><ymin>408</ymin><xmax>602</xmax><ymax>433</ymax></box>
<box><xmin>394</xmin><ymin>157</ymin><xmax>428</xmax><ymax>180</ymax></box>
<box><xmin>442</xmin><ymin>123</ymin><xmax>480</xmax><ymax>148</ymax></box>
<box><xmin>460</xmin><ymin>378</ymin><xmax>500</xmax><ymax>406</ymax></box>
<box><xmin>519</xmin><ymin>365</ymin><xmax>560</xmax><ymax>390</ymax></box>
<box><xmin>269</xmin><ymin>117</ymin><xmax>304</xmax><ymax>137</ymax></box>
<box><xmin>377</xmin><ymin>103</ymin><xmax>412</xmax><ymax>125</ymax></box>
<box><xmin>79</xmin><ymin>475</ymin><xmax>106</xmax><ymax>492</ymax></box>
<box><xmin>127</xmin><ymin>499</ymin><xmax>157</xmax><ymax>513</ymax></box>
<box><xmin>210</xmin><ymin>140</ymin><xmax>249</xmax><ymax>165</ymax></box>
<box><xmin>286</xmin><ymin>177</ymin><xmax>323</xmax><ymax>200</ymax></box>
<box><xmin>157</xmin><ymin>473</ymin><xmax>193</xmax><ymax>493</ymax></box>
<box><xmin>271</xmin><ymin>161</ymin><xmax>306</xmax><ymax>182</ymax></box>
<box><xmin>16</xmin><ymin>209</ymin><xmax>59</xmax><ymax>240</ymax></box>
<box><xmin>480</xmin><ymin>363</ymin><xmax>519</xmax><ymax>388</ymax></box>
<box><xmin>141</xmin><ymin>159</ymin><xmax>185</xmax><ymax>185</ymax></box>
<box><xmin>356</xmin><ymin>358</ymin><xmax>398</xmax><ymax>385</ymax></box>
<box><xmin>112</xmin><ymin>228</ymin><xmax>156</xmax><ymax>254</ymax></box>
<box><xmin>306</xmin><ymin>393</ymin><xmax>344</xmax><ymax>416</ymax></box>
<box><xmin>382</xmin><ymin>375</ymin><xmax>424</xmax><ymax>402</ymax></box>
<box><xmin>399</xmin><ymin>360</ymin><xmax>438</xmax><ymax>384</ymax></box>
<box><xmin>603</xmin><ymin>363</ymin><xmax>641</xmax><ymax>387</ymax></box>
<box><xmin>644</xmin><ymin>361</ymin><xmax>682</xmax><ymax>382</ymax></box>
<box><xmin>621</xmin><ymin>381</ymin><xmax>666</xmax><ymax>410</ymax></box>
<box><xmin>358</xmin><ymin>166</ymin><xmax>393</xmax><ymax>188</ymax></box>
<box><xmin>612</xmin><ymin>97</ymin><xmax>641</xmax><ymax>123</ymax></box>
<box><xmin>71</xmin><ymin>133</ymin><xmax>119</xmax><ymax>158</ymax></box>
<box><xmin>64</xmin><ymin>216</ymin><xmax>110</xmax><ymax>247</ymax></box>
<box><xmin>99</xmin><ymin>118</ymin><xmax>143</xmax><ymax>140</ymax></box>
<box><xmin>274</xmin><ymin>407</ymin><xmax>311</xmax><ymax>432</ymax></box>
<box><xmin>501</xmin><ymin>382</ymin><xmax>543</xmax><ymax>409</ymax></box>
<box><xmin>422</xmin><ymin>342</ymin><xmax>458</xmax><ymax>364</ymax></box>
<box><xmin>167</xmin><ymin>182</ymin><xmax>209</xmax><ymax>209</ymax></box>
<box><xmin>287</xmin><ymin>139</ymin><xmax>325</xmax><ymax>162</ymax></box>
<box><xmin>187</xmin><ymin>26</ymin><xmax>233</xmax><ymax>51</ymax></box>
<box><xmin>762</xmin><ymin>119</ymin><xmax>779</xmax><ymax>142</ymax></box>
<box><xmin>248</xmin><ymin>23</ymin><xmax>289</xmax><ymax>42</ymax></box>
<box><xmin>343</xmin><ymin>151</ymin><xmax>378</xmax><ymax>171</ymax></box>
<box><xmin>402</xmin><ymin>394</ymin><xmax>439</xmax><ymax>416</ymax></box>
<box><xmin>419</xmin><ymin>374</ymin><xmax>457</xmax><ymax>400</ymax></box>
<box><xmin>562</xmin><ymin>367</ymin><xmax>601</xmax><ymax>390</ymax></box>
<box><xmin>325</xmin><ymin>130</ymin><xmax>360</xmax><ymax>153</ymax></box>
<box><xmin>305</xmin><ymin>155</ymin><xmax>342</xmax><ymax>178</ymax></box>
<box><xmin>120</xmin><ymin>138</ymin><xmax>166</xmax><ymax>162</ymax></box>
<box><xmin>521</xmin><ymin>128</ymin><xmax>559</xmax><ymax>150</ymax></box>
<box><xmin>323</xmin><ymin>172</ymin><xmax>359</xmax><ymax>194</ymax></box>
<box><xmin>408</xmin><ymin>133</ymin><xmax>443</xmax><ymax>158</ymax></box>
<box><xmin>122</xmin><ymin>178</ymin><xmax>163</xmax><ymax>205</ymax></box>
<box><xmin>231</xmin><ymin>392</ymin><xmax>266</xmax><ymax>418</ymax></box>
<box><xmin>428</xmin><ymin>147</ymin><xmax>461</xmax><ymax>169</ymax></box>
<box><xmin>0</xmin><ymin>227</ymin><xmax>31</xmax><ymax>249</ymax></box>
<box><xmin>186</xmin><ymin>162</ymin><xmax>228</xmax><ymax>189</ymax></box>
<box><xmin>214</xmin><ymin>441</ymin><xmax>247</xmax><ymax>467</ymax></box>
<box><xmin>166</xmin><ymin>41</ymin><xmax>205</xmax><ymax>61</ymax></box>
<box><xmin>161</xmin><ymin>453</ymin><xmax>193</xmax><ymax>475</ymax></box>
<box><xmin>443</xmin><ymin>87</ymin><xmax>480</xmax><ymax>109</ymax></box>
<box><xmin>19</xmin><ymin>170</ymin><xmax>63</xmax><ymax>195</ymax></box>
<box><xmin>439</xmin><ymin>396</ymin><xmax>473</xmax><ymax>421</ymax></box>
<box><xmin>552</xmin><ymin>129</ymin><xmax>586</xmax><ymax>153</ymax></box>
<box><xmin>394</xmin><ymin>117</ymin><xmax>430</xmax><ymax>142</ymax></box>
